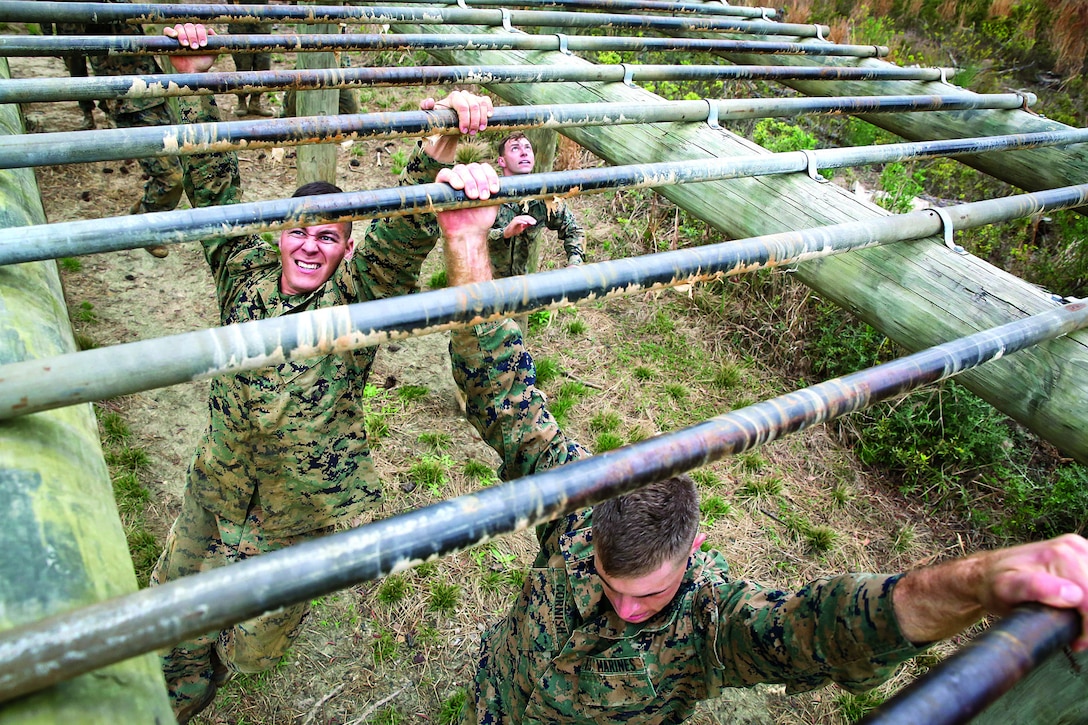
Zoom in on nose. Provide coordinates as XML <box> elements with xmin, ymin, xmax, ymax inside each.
<box><xmin>613</xmin><ymin>595</ymin><xmax>642</xmax><ymax>621</ymax></box>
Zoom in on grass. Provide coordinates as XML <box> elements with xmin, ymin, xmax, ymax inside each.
<box><xmin>428</xmin><ymin>582</ymin><xmax>461</xmax><ymax>614</ymax></box>
<box><xmin>377</xmin><ymin>575</ymin><xmax>410</xmax><ymax>605</ymax></box>
<box><xmin>534</xmin><ymin>357</ymin><xmax>561</xmax><ymax>386</ymax></box>
<box><xmin>408</xmin><ymin>455</ymin><xmax>452</xmax><ymax>497</ymax></box>
<box><xmin>94</xmin><ymin>403</ymin><xmax>159</xmax><ymax>586</ymax></box>
<box><xmin>463</xmin><ymin>459</ymin><xmax>497</xmax><ymax>484</ymax></box>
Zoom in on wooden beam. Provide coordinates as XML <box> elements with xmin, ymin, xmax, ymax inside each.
<box><xmin>295</xmin><ymin>0</ymin><xmax>342</xmax><ymax>186</ymax></box>
<box><xmin>668</xmin><ymin>28</ymin><xmax>1088</xmax><ymax>195</ymax></box>
<box><xmin>392</xmin><ymin>22</ymin><xmax>1088</xmax><ymax>464</ymax></box>
<box><xmin>0</xmin><ymin>58</ymin><xmax>173</xmax><ymax>723</ymax></box>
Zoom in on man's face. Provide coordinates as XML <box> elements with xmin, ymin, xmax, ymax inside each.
<box><xmin>278</xmin><ymin>222</ymin><xmax>354</xmax><ymax>296</ymax></box>
<box><xmin>497</xmin><ymin>137</ymin><xmax>535</xmax><ymax>176</ymax></box>
<box><xmin>595</xmin><ymin>553</ymin><xmax>690</xmax><ymax>624</ymax></box>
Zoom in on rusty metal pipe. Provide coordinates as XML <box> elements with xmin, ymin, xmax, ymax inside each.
<box><xmin>859</xmin><ymin>606</ymin><xmax>1081</xmax><ymax>725</ymax></box>
<box><xmin>0</xmin><ymin>95</ymin><xmax>1047</xmax><ymax>171</ymax></box>
<box><xmin>0</xmin><ymin>300</ymin><xmax>1085</xmax><ymax>702</ymax></box>
<box><xmin>0</xmin><ymin>2</ymin><xmax>828</xmax><ymax>36</ymax></box>
<box><xmin>337</xmin><ymin>0</ymin><xmax>777</xmax><ymax>18</ymax></box>
<box><xmin>2</xmin><ymin>183</ymin><xmax>1088</xmax><ymax>419</ymax></box>
<box><xmin>0</xmin><ymin>64</ymin><xmax>951</xmax><ymax>104</ymax></box>
<box><xmin>0</xmin><ymin>32</ymin><xmax>884</xmax><ymax>58</ymax></box>
<box><xmin>1</xmin><ymin>129</ymin><xmax>1082</xmax><ymax>267</ymax></box>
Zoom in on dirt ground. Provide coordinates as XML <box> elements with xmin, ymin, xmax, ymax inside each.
<box><xmin>14</xmin><ymin>45</ymin><xmax>974</xmax><ymax>725</ymax></box>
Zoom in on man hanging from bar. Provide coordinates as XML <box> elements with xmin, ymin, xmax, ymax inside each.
<box><xmin>432</xmin><ymin>162</ymin><xmax>1088</xmax><ymax>724</ymax></box>
<box><xmin>148</xmin><ymin>24</ymin><xmax>496</xmax><ymax>723</ymax></box>
<box><xmin>489</xmin><ymin>132</ymin><xmax>586</xmax><ymax>278</ymax></box>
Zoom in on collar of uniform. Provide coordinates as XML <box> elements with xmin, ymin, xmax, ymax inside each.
<box><xmin>559</xmin><ymin>514</ymin><xmax>690</xmax><ymax>636</ymax></box>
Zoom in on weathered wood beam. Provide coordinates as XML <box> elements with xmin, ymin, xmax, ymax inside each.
<box><xmin>396</xmin><ymin>22</ymin><xmax>1088</xmax><ymax>464</ymax></box>
<box><xmin>667</xmin><ymin>27</ymin><xmax>1088</xmax><ymax>195</ymax></box>
<box><xmin>296</xmin><ymin>1</ymin><xmax>341</xmax><ymax>186</ymax></box>
<box><xmin>0</xmin><ymin>59</ymin><xmax>172</xmax><ymax>724</ymax></box>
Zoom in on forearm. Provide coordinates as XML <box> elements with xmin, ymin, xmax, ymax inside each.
<box><xmin>893</xmin><ymin>554</ymin><xmax>987</xmax><ymax>644</ymax></box>
<box><xmin>445</xmin><ymin>231</ymin><xmax>493</xmax><ymax>287</ymax></box>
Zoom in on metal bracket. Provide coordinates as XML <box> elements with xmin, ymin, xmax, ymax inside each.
<box><xmin>1015</xmin><ymin>90</ymin><xmax>1032</xmax><ymax>111</ymax></box>
<box><xmin>939</xmin><ymin>67</ymin><xmax>949</xmax><ymax>85</ymax></box>
<box><xmin>800</xmin><ymin>150</ymin><xmax>827</xmax><ymax>182</ymax></box>
<box><xmin>620</xmin><ymin>63</ymin><xmax>636</xmax><ymax>87</ymax></box>
<box><xmin>760</xmin><ymin>8</ymin><xmax>771</xmax><ymax>21</ymax></box>
<box><xmin>717</xmin><ymin>0</ymin><xmax>731</xmax><ymax>5</ymax></box>
<box><xmin>554</xmin><ymin>33</ymin><xmax>571</xmax><ymax>55</ymax></box>
<box><xmin>705</xmin><ymin>99</ymin><xmax>721</xmax><ymax>129</ymax></box>
<box><xmin>456</xmin><ymin>0</ymin><xmax>467</xmax><ymax>8</ymax></box>
<box><xmin>500</xmin><ymin>8</ymin><xmax>514</xmax><ymax>31</ymax></box>
<box><xmin>929</xmin><ymin>207</ymin><xmax>967</xmax><ymax>254</ymax></box>
<box><xmin>814</xmin><ymin>24</ymin><xmax>827</xmax><ymax>42</ymax></box>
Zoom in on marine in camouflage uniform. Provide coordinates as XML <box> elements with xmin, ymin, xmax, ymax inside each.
<box><xmin>489</xmin><ymin>132</ymin><xmax>585</xmax><ymax>278</ymax></box>
<box><xmin>150</xmin><ymin>146</ymin><xmax>448</xmax><ymax>721</ymax></box>
<box><xmin>488</xmin><ymin>198</ymin><xmax>585</xmax><ymax>278</ymax></box>
<box><xmin>65</xmin><ymin>0</ymin><xmax>238</xmax><ymax>256</ymax></box>
<box><xmin>449</xmin><ymin>319</ymin><xmax>928</xmax><ymax>724</ymax></box>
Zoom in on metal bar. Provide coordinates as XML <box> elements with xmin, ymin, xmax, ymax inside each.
<box><xmin>1</xmin><ymin>299</ymin><xmax>1085</xmax><ymax>702</ymax></box>
<box><xmin>3</xmin><ymin>129</ymin><xmax>1084</xmax><ymax>264</ymax></box>
<box><xmin>376</xmin><ymin>0</ymin><xmax>776</xmax><ymax>18</ymax></box>
<box><xmin>0</xmin><ymin>64</ymin><xmax>951</xmax><ymax>104</ymax></box>
<box><xmin>859</xmin><ymin>606</ymin><xmax>1080</xmax><ymax>725</ymax></box>
<box><xmin>0</xmin><ymin>95</ymin><xmax>1048</xmax><ymax>170</ymax></box>
<box><xmin>3</xmin><ymin>183</ymin><xmax>1088</xmax><ymax>419</ymax></box>
<box><xmin>0</xmin><ymin>32</ymin><xmax>884</xmax><ymax>58</ymax></box>
<box><xmin>0</xmin><ymin>2</ymin><xmax>827</xmax><ymax>36</ymax></box>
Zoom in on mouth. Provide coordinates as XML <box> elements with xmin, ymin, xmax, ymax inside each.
<box><xmin>295</xmin><ymin>260</ymin><xmax>320</xmax><ymax>271</ymax></box>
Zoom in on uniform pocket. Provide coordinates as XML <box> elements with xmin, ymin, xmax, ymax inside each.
<box><xmin>576</xmin><ymin>656</ymin><xmax>658</xmax><ymax>717</ymax></box>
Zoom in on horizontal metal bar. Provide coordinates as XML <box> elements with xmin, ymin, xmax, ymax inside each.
<box><xmin>859</xmin><ymin>605</ymin><xmax>1080</xmax><ymax>725</ymax></box>
<box><xmin>3</xmin><ymin>183</ymin><xmax>1088</xmax><ymax>419</ymax></box>
<box><xmin>0</xmin><ymin>2</ymin><xmax>827</xmax><ymax>36</ymax></box>
<box><xmin>0</xmin><ymin>64</ymin><xmax>952</xmax><ymax>104</ymax></box>
<box><xmin>1</xmin><ymin>299</ymin><xmax>1084</xmax><ymax>701</ymax></box>
<box><xmin>0</xmin><ymin>32</ymin><xmax>884</xmax><ymax>58</ymax></box>
<box><xmin>360</xmin><ymin>0</ymin><xmax>776</xmax><ymax>19</ymax></box>
<box><xmin>0</xmin><ymin>94</ymin><xmax>1045</xmax><ymax>170</ymax></box>
<box><xmin>4</xmin><ymin>129</ymin><xmax>1083</xmax><ymax>264</ymax></box>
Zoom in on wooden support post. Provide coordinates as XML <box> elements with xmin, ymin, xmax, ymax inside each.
<box><xmin>295</xmin><ymin>0</ymin><xmax>342</xmax><ymax>186</ymax></box>
<box><xmin>392</xmin><ymin>22</ymin><xmax>1088</xmax><ymax>464</ymax></box>
<box><xmin>0</xmin><ymin>58</ymin><xmax>173</xmax><ymax>723</ymax></box>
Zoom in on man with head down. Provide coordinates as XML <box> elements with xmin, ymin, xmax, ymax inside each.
<box><xmin>148</xmin><ymin>24</ymin><xmax>496</xmax><ymax>723</ymax></box>
<box><xmin>432</xmin><ymin>165</ymin><xmax>1088</xmax><ymax>724</ymax></box>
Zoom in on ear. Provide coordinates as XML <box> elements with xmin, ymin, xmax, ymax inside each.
<box><xmin>343</xmin><ymin>237</ymin><xmax>356</xmax><ymax>262</ymax></box>
<box><xmin>690</xmin><ymin>532</ymin><xmax>708</xmax><ymax>555</ymax></box>
<box><xmin>496</xmin><ymin>155</ymin><xmax>507</xmax><ymax>170</ymax></box>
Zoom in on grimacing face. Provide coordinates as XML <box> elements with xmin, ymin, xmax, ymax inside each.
<box><xmin>497</xmin><ymin>136</ymin><xmax>535</xmax><ymax>176</ymax></box>
<box><xmin>594</xmin><ymin>533</ymin><xmax>707</xmax><ymax>623</ymax></box>
<box><xmin>278</xmin><ymin>222</ymin><xmax>354</xmax><ymax>296</ymax></box>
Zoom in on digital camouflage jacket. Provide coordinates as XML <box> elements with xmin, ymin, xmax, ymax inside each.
<box><xmin>487</xmin><ymin>198</ymin><xmax>585</xmax><ymax>278</ymax></box>
<box><xmin>450</xmin><ymin>320</ymin><xmax>928</xmax><ymax>724</ymax></box>
<box><xmin>187</xmin><ymin>150</ymin><xmax>444</xmax><ymax>536</ymax></box>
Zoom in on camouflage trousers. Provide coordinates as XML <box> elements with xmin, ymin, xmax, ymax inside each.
<box><xmin>150</xmin><ymin>488</ymin><xmax>331</xmax><ymax>717</ymax></box>
<box><xmin>111</xmin><ymin>97</ymin><xmax>243</xmax><ymax>218</ymax></box>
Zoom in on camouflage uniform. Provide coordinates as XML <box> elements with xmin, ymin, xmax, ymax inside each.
<box><xmin>488</xmin><ymin>198</ymin><xmax>585</xmax><ymax>278</ymax></box>
<box><xmin>450</xmin><ymin>320</ymin><xmax>929</xmax><ymax>724</ymax></box>
<box><xmin>151</xmin><ymin>147</ymin><xmax>445</xmax><ymax>719</ymax></box>
<box><xmin>227</xmin><ymin>0</ymin><xmax>274</xmax><ymax>116</ymax></box>
<box><xmin>75</xmin><ymin>0</ymin><xmax>187</xmax><ymax>216</ymax></box>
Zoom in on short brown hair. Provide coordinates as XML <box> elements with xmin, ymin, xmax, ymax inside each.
<box><xmin>593</xmin><ymin>474</ymin><xmax>699</xmax><ymax>578</ymax></box>
<box><xmin>495</xmin><ymin>131</ymin><xmax>531</xmax><ymax>157</ymax></box>
<box><xmin>292</xmin><ymin>181</ymin><xmax>352</xmax><ymax>238</ymax></box>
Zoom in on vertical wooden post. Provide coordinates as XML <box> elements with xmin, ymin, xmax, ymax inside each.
<box><xmin>295</xmin><ymin>0</ymin><xmax>342</xmax><ymax>186</ymax></box>
<box><xmin>0</xmin><ymin>58</ymin><xmax>173</xmax><ymax>723</ymax></box>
